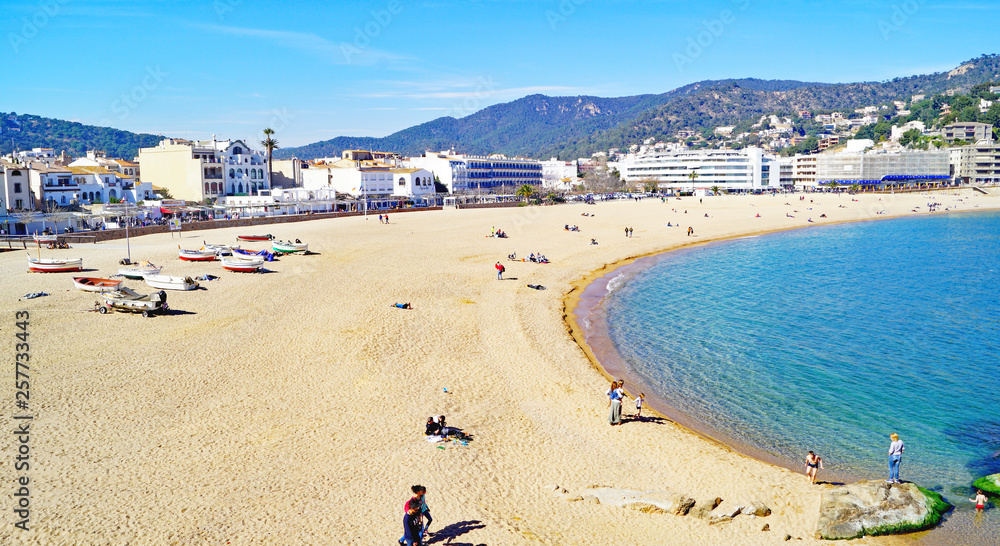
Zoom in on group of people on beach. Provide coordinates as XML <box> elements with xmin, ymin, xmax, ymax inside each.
<box><xmin>378</xmin><ymin>214</ymin><xmax>390</xmax><ymax>224</ymax></box>
<box><xmin>606</xmin><ymin>379</ymin><xmax>643</xmax><ymax>426</ymax></box>
<box><xmin>803</xmin><ymin>432</ymin><xmax>990</xmax><ymax>511</ymax></box>
<box><xmin>490</xmin><ymin>227</ymin><xmax>507</xmax><ymax>238</ymax></box>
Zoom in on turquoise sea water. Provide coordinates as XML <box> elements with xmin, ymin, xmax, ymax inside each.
<box><xmin>587</xmin><ymin>210</ymin><xmax>1000</xmax><ymax>543</ymax></box>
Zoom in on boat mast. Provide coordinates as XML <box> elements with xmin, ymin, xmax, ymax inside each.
<box><xmin>124</xmin><ymin>198</ymin><xmax>131</xmax><ymax>263</ymax></box>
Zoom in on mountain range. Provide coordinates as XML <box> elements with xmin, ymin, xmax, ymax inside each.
<box><xmin>4</xmin><ymin>54</ymin><xmax>999</xmax><ymax>163</ymax></box>
<box><xmin>276</xmin><ymin>53</ymin><xmax>1000</xmax><ymax>160</ymax></box>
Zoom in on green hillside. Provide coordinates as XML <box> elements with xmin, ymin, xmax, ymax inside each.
<box><xmin>0</xmin><ymin>113</ymin><xmax>165</xmax><ymax>159</ymax></box>
<box><xmin>278</xmin><ymin>54</ymin><xmax>1000</xmax><ymax>160</ymax></box>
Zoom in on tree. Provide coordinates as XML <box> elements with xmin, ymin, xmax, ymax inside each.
<box><xmin>688</xmin><ymin>170</ymin><xmax>699</xmax><ymax>189</ymax></box>
<box><xmin>261</xmin><ymin>128</ymin><xmax>279</xmax><ymax>191</ymax></box>
<box><xmin>899</xmin><ymin>128</ymin><xmax>922</xmax><ymax>148</ymax></box>
<box><xmin>515</xmin><ymin>184</ymin><xmax>534</xmax><ymax>202</ymax></box>
<box><xmin>709</xmin><ymin>185</ymin><xmax>721</xmax><ymax>196</ymax></box>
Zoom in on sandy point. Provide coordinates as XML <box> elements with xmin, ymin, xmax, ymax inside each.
<box><xmin>2</xmin><ymin>189</ymin><xmax>997</xmax><ymax>544</ymax></box>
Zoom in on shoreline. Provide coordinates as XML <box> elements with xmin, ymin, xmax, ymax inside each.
<box><xmin>562</xmin><ymin>200</ymin><xmax>1000</xmax><ymax>543</ymax></box>
<box><xmin>4</xmin><ymin>191</ymin><xmax>998</xmax><ymax>544</ymax></box>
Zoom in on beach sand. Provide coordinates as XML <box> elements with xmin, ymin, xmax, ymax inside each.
<box><xmin>3</xmin><ymin>189</ymin><xmax>997</xmax><ymax>544</ymax></box>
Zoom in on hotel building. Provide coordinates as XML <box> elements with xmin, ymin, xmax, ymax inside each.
<box><xmin>621</xmin><ymin>147</ymin><xmax>775</xmax><ymax>193</ymax></box>
<box><xmin>138</xmin><ymin>138</ymin><xmax>270</xmax><ymax>202</ymax></box>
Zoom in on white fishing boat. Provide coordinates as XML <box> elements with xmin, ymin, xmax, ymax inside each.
<box><xmin>272</xmin><ymin>239</ymin><xmax>308</xmax><ymax>253</ymax></box>
<box><xmin>27</xmin><ymin>253</ymin><xmax>83</xmax><ymax>273</ymax></box>
<box><xmin>178</xmin><ymin>246</ymin><xmax>218</xmax><ymax>261</ymax></box>
<box><xmin>202</xmin><ymin>241</ymin><xmax>233</xmax><ymax>255</ymax></box>
<box><xmin>119</xmin><ymin>261</ymin><xmax>161</xmax><ymax>280</ymax></box>
<box><xmin>221</xmin><ymin>256</ymin><xmax>264</xmax><ymax>272</ymax></box>
<box><xmin>143</xmin><ymin>274</ymin><xmax>200</xmax><ymax>291</ymax></box>
<box><xmin>33</xmin><ymin>233</ymin><xmax>58</xmax><ymax>244</ymax></box>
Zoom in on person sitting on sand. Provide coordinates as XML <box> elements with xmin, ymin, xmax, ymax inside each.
<box><xmin>590</xmin><ymin>238</ymin><xmax>598</xmax><ymax>245</ymax></box>
<box><xmin>425</xmin><ymin>417</ymin><xmax>441</xmax><ymax>436</ymax></box>
<box><xmin>805</xmin><ymin>451</ymin><xmax>823</xmax><ymax>484</ymax></box>
<box><xmin>529</xmin><ymin>253</ymin><xmax>536</xmax><ymax>262</ymax></box>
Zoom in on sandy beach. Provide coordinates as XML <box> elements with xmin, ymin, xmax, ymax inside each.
<box><xmin>3</xmin><ymin>189</ymin><xmax>998</xmax><ymax>544</ymax></box>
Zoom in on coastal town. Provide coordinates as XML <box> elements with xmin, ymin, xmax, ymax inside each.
<box><xmin>3</xmin><ymin>86</ymin><xmax>1000</xmax><ymax>237</ymax></box>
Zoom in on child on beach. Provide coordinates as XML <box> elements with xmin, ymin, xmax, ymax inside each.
<box><xmin>970</xmin><ymin>489</ymin><xmax>988</xmax><ymax>510</ymax></box>
<box><xmin>635</xmin><ymin>393</ymin><xmax>645</xmax><ymax>419</ymax></box>
<box><xmin>401</xmin><ymin>498</ymin><xmax>423</xmax><ymax>546</ymax></box>
<box><xmin>805</xmin><ymin>451</ymin><xmax>823</xmax><ymax>484</ymax></box>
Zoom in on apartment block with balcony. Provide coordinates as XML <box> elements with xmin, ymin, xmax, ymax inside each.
<box><xmin>138</xmin><ymin>138</ymin><xmax>269</xmax><ymax>202</ymax></box>
<box><xmin>952</xmin><ymin>141</ymin><xmax>1000</xmax><ymax>185</ymax></box>
<box><xmin>622</xmin><ymin>147</ymin><xmax>775</xmax><ymax>193</ymax></box>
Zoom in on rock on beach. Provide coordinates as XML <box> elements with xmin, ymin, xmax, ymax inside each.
<box><xmin>816</xmin><ymin>480</ymin><xmax>952</xmax><ymax>540</ymax></box>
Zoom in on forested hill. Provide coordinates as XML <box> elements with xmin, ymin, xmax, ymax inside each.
<box><xmin>275</xmin><ymin>78</ymin><xmax>826</xmax><ymax>160</ymax></box>
<box><xmin>0</xmin><ymin>113</ymin><xmax>165</xmax><ymax>159</ymax></box>
<box><xmin>278</xmin><ymin>53</ymin><xmax>1000</xmax><ymax>160</ymax></box>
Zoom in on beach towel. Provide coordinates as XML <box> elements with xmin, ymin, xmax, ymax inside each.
<box><xmin>20</xmin><ymin>292</ymin><xmax>48</xmax><ymax>300</ymax></box>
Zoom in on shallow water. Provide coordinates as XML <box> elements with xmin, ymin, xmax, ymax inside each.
<box><xmin>586</xmin><ymin>211</ymin><xmax>1000</xmax><ymax>543</ymax></box>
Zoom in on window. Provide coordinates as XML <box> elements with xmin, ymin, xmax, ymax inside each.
<box><xmin>229</xmin><ymin>169</ymin><xmax>235</xmax><ymax>178</ymax></box>
<box><xmin>15</xmin><ymin>199</ymin><xmax>23</xmax><ymax>209</ymax></box>
<box><xmin>13</xmin><ymin>183</ymin><xmax>22</xmax><ymax>193</ymax></box>
<box><xmin>233</xmin><ymin>146</ymin><xmax>243</xmax><ymax>155</ymax></box>
<box><xmin>399</xmin><ymin>177</ymin><xmax>405</xmax><ymax>186</ymax></box>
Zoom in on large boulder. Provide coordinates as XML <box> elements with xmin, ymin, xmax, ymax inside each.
<box><xmin>972</xmin><ymin>473</ymin><xmax>1000</xmax><ymax>496</ymax></box>
<box><xmin>817</xmin><ymin>480</ymin><xmax>952</xmax><ymax>540</ymax></box>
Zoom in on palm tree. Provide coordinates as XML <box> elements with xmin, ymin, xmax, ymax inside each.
<box><xmin>516</xmin><ymin>184</ymin><xmax>534</xmax><ymax>203</ymax></box>
<box><xmin>261</xmin><ymin>128</ymin><xmax>279</xmax><ymax>190</ymax></box>
<box><xmin>709</xmin><ymin>185</ymin><xmax>721</xmax><ymax>196</ymax></box>
<box><xmin>688</xmin><ymin>170</ymin><xmax>699</xmax><ymax>193</ymax></box>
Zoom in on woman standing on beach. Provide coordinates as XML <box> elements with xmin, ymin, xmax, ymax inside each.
<box><xmin>607</xmin><ymin>380</ymin><xmax>624</xmax><ymax>426</ymax></box>
<box><xmin>805</xmin><ymin>451</ymin><xmax>823</xmax><ymax>484</ymax></box>
<box><xmin>887</xmin><ymin>433</ymin><xmax>905</xmax><ymax>484</ymax></box>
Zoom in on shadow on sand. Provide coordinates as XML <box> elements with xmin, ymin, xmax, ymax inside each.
<box><xmin>425</xmin><ymin>520</ymin><xmax>486</xmax><ymax>545</ymax></box>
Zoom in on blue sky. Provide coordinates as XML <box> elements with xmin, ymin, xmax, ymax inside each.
<box><xmin>3</xmin><ymin>0</ymin><xmax>998</xmax><ymax>149</ymax></box>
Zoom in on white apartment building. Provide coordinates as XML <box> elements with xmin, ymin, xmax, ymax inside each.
<box><xmin>622</xmin><ymin>147</ymin><xmax>775</xmax><ymax>193</ymax></box>
<box><xmin>793</xmin><ymin>155</ymin><xmax>819</xmax><ymax>190</ymax></box>
<box><xmin>540</xmin><ymin>158</ymin><xmax>578</xmax><ymax>189</ymax></box>
<box><xmin>302</xmin><ymin>161</ymin><xmax>436</xmax><ymax>199</ymax></box>
<box><xmin>952</xmin><ymin>140</ymin><xmax>1000</xmax><ymax>184</ymax></box>
<box><xmin>138</xmin><ymin>138</ymin><xmax>270</xmax><ymax>202</ymax></box>
<box><xmin>406</xmin><ymin>151</ymin><xmax>542</xmax><ymax>194</ymax></box>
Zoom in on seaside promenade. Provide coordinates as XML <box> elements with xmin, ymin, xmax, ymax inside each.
<box><xmin>2</xmin><ymin>189</ymin><xmax>997</xmax><ymax>544</ymax></box>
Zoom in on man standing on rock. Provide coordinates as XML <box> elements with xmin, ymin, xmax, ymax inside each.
<box><xmin>887</xmin><ymin>433</ymin><xmax>905</xmax><ymax>484</ymax></box>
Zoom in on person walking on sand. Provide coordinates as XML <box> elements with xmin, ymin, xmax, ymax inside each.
<box><xmin>971</xmin><ymin>489</ymin><xmax>988</xmax><ymax>511</ymax></box>
<box><xmin>607</xmin><ymin>380</ymin><xmax>624</xmax><ymax>426</ymax></box>
<box><xmin>495</xmin><ymin>261</ymin><xmax>504</xmax><ymax>280</ymax></box>
<box><xmin>805</xmin><ymin>451</ymin><xmax>823</xmax><ymax>484</ymax></box>
<box><xmin>887</xmin><ymin>433</ymin><xmax>905</xmax><ymax>483</ymax></box>
<box><xmin>687</xmin><ymin>226</ymin><xmax>694</xmax><ymax>236</ymax></box>
<box><xmin>635</xmin><ymin>393</ymin><xmax>645</xmax><ymax>420</ymax></box>
<box><xmin>401</xmin><ymin>498</ymin><xmax>423</xmax><ymax>546</ymax></box>
<box><xmin>398</xmin><ymin>485</ymin><xmax>432</xmax><ymax>544</ymax></box>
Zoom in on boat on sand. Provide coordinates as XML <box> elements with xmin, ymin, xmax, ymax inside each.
<box><xmin>99</xmin><ymin>287</ymin><xmax>168</xmax><ymax>317</ymax></box>
<box><xmin>27</xmin><ymin>253</ymin><xmax>83</xmax><ymax>273</ymax></box>
<box><xmin>72</xmin><ymin>277</ymin><xmax>123</xmax><ymax>293</ymax></box>
<box><xmin>119</xmin><ymin>261</ymin><xmax>161</xmax><ymax>280</ymax></box>
<box><xmin>178</xmin><ymin>246</ymin><xmax>218</xmax><ymax>261</ymax></box>
<box><xmin>143</xmin><ymin>274</ymin><xmax>200</xmax><ymax>291</ymax></box>
<box><xmin>237</xmin><ymin>234</ymin><xmax>273</xmax><ymax>242</ymax></box>
<box><xmin>221</xmin><ymin>256</ymin><xmax>264</xmax><ymax>272</ymax></box>
<box><xmin>272</xmin><ymin>239</ymin><xmax>308</xmax><ymax>254</ymax></box>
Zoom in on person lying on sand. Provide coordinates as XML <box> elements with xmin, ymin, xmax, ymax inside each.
<box><xmin>392</xmin><ymin>303</ymin><xmax>412</xmax><ymax>309</ymax></box>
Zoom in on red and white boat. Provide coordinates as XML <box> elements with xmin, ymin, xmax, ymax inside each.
<box><xmin>27</xmin><ymin>253</ymin><xmax>83</xmax><ymax>273</ymax></box>
<box><xmin>236</xmin><ymin>234</ymin><xmax>273</xmax><ymax>242</ymax></box>
<box><xmin>221</xmin><ymin>256</ymin><xmax>264</xmax><ymax>272</ymax></box>
<box><xmin>72</xmin><ymin>277</ymin><xmax>123</xmax><ymax>292</ymax></box>
<box><xmin>178</xmin><ymin>246</ymin><xmax>218</xmax><ymax>261</ymax></box>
